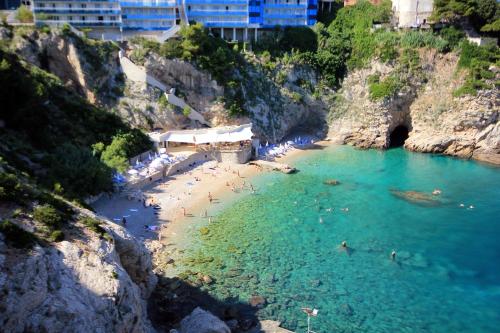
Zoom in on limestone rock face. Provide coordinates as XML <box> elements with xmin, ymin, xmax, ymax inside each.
<box><xmin>179</xmin><ymin>307</ymin><xmax>231</xmax><ymax>333</ymax></box>
<box><xmin>0</xmin><ymin>220</ymin><xmax>156</xmax><ymax>333</ymax></box>
<box><xmin>12</xmin><ymin>29</ymin><xmax>121</xmax><ymax>106</ymax></box>
<box><xmin>328</xmin><ymin>51</ymin><xmax>499</xmax><ymax>164</ymax></box>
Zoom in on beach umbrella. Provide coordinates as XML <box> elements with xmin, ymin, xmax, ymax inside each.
<box><xmin>150</xmin><ymin>158</ymin><xmax>165</xmax><ymax>170</ymax></box>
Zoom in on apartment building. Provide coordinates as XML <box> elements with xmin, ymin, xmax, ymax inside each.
<box><xmin>33</xmin><ymin>0</ymin><xmax>317</xmax><ymax>40</ymax></box>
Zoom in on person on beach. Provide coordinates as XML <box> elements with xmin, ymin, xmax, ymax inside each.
<box><xmin>182</xmin><ymin>207</ymin><xmax>186</xmax><ymax>217</ymax></box>
<box><xmin>208</xmin><ymin>192</ymin><xmax>213</xmax><ymax>204</ymax></box>
<box><xmin>122</xmin><ymin>217</ymin><xmax>127</xmax><ymax>226</ymax></box>
<box><xmin>204</xmin><ymin>209</ymin><xmax>208</xmax><ymax>218</ymax></box>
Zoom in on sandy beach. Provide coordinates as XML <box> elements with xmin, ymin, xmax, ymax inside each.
<box><xmin>92</xmin><ymin>141</ymin><xmax>330</xmax><ymax>255</ymax></box>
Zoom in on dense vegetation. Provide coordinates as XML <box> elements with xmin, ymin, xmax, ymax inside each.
<box><xmin>0</xmin><ymin>46</ymin><xmax>151</xmax><ymax>199</ymax></box>
<box><xmin>432</xmin><ymin>0</ymin><xmax>500</xmax><ymax>33</ymax></box>
<box><xmin>130</xmin><ymin>23</ymin><xmax>247</xmax><ymax>115</ymax></box>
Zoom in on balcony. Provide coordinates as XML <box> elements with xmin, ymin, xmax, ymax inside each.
<box><xmin>119</xmin><ymin>1</ymin><xmax>177</xmax><ymax>7</ymax></box>
<box><xmin>185</xmin><ymin>0</ymin><xmax>247</xmax><ymax>5</ymax></box>
<box><xmin>188</xmin><ymin>10</ymin><xmax>247</xmax><ymax>16</ymax></box>
<box><xmin>122</xmin><ymin>14</ymin><xmax>177</xmax><ymax>19</ymax></box>
<box><xmin>263</xmin><ymin>4</ymin><xmax>306</xmax><ymax>8</ymax></box>
<box><xmin>122</xmin><ymin>25</ymin><xmax>173</xmax><ymax>30</ymax></box>
<box><xmin>202</xmin><ymin>21</ymin><xmax>248</xmax><ymax>27</ymax></box>
<box><xmin>39</xmin><ymin>20</ymin><xmax>121</xmax><ymax>26</ymax></box>
<box><xmin>34</xmin><ymin>8</ymin><xmax>121</xmax><ymax>14</ymax></box>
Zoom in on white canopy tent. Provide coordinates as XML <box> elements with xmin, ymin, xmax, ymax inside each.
<box><xmin>149</xmin><ymin>124</ymin><xmax>254</xmax><ymax>145</ymax></box>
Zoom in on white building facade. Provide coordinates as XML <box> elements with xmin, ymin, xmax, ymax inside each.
<box><xmin>391</xmin><ymin>0</ymin><xmax>433</xmax><ymax>28</ymax></box>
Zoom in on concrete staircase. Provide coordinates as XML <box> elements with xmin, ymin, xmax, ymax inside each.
<box><xmin>157</xmin><ymin>25</ymin><xmax>182</xmax><ymax>43</ymax></box>
<box><xmin>118</xmin><ymin>50</ymin><xmax>210</xmax><ymax>127</ymax></box>
<box><xmin>179</xmin><ymin>0</ymin><xmax>190</xmax><ymax>25</ymax></box>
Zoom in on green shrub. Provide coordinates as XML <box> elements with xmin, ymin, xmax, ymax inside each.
<box><xmin>50</xmin><ymin>230</ymin><xmax>64</xmax><ymax>242</ymax></box>
<box><xmin>369</xmin><ymin>75</ymin><xmax>400</xmax><ymax>100</ymax></box>
<box><xmin>33</xmin><ymin>204</ymin><xmax>62</xmax><ymax>229</ymax></box>
<box><xmin>290</xmin><ymin>92</ymin><xmax>303</xmax><ymax>103</ymax></box>
<box><xmin>79</xmin><ymin>216</ymin><xmax>111</xmax><ymax>240</ymax></box>
<box><xmin>0</xmin><ymin>220</ymin><xmax>35</xmax><ymax>248</ymax></box>
<box><xmin>12</xmin><ymin>208</ymin><xmax>23</xmax><ymax>218</ymax></box>
<box><xmin>182</xmin><ymin>106</ymin><xmax>191</xmax><ymax>117</ymax></box>
<box><xmin>455</xmin><ymin>41</ymin><xmax>498</xmax><ymax>96</ymax></box>
<box><xmin>438</xmin><ymin>26</ymin><xmax>465</xmax><ymax>50</ymax></box>
<box><xmin>15</xmin><ymin>5</ymin><xmax>33</xmax><ymax>23</ymax></box>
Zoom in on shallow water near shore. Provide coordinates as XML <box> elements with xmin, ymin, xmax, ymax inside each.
<box><xmin>179</xmin><ymin>145</ymin><xmax>500</xmax><ymax>333</ymax></box>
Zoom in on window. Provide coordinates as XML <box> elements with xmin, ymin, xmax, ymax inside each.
<box><xmin>98</xmin><ymin>16</ymin><xmax>103</xmax><ymax>21</ymax></box>
<box><xmin>68</xmin><ymin>16</ymin><xmax>72</xmax><ymax>20</ymax></box>
<box><xmin>226</xmin><ymin>6</ymin><xmax>228</xmax><ymax>10</ymax></box>
<box><xmin>110</xmin><ymin>16</ymin><xmax>116</xmax><ymax>21</ymax></box>
<box><xmin>39</xmin><ymin>3</ymin><xmax>44</xmax><ymax>7</ymax></box>
<box><xmin>81</xmin><ymin>4</ymin><xmax>86</xmax><ymax>8</ymax></box>
<box><xmin>81</xmin><ymin>16</ymin><xmax>85</xmax><ymax>21</ymax></box>
<box><xmin>51</xmin><ymin>3</ymin><xmax>55</xmax><ymax>8</ymax></box>
<box><xmin>188</xmin><ymin>5</ymin><xmax>190</xmax><ymax>10</ymax></box>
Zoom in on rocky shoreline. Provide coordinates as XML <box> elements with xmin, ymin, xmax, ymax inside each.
<box><xmin>328</xmin><ymin>51</ymin><xmax>499</xmax><ymax>165</ymax></box>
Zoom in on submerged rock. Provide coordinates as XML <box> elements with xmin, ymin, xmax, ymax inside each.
<box><xmin>324</xmin><ymin>179</ymin><xmax>341</xmax><ymax>186</ymax></box>
<box><xmin>249</xmin><ymin>295</ymin><xmax>267</xmax><ymax>308</ymax></box>
<box><xmin>180</xmin><ymin>307</ymin><xmax>230</xmax><ymax>333</ymax></box>
<box><xmin>390</xmin><ymin>189</ymin><xmax>441</xmax><ymax>206</ymax></box>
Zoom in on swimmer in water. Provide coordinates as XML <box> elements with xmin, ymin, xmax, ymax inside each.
<box><xmin>468</xmin><ymin>205</ymin><xmax>475</xmax><ymax>209</ymax></box>
<box><xmin>459</xmin><ymin>203</ymin><xmax>465</xmax><ymax>207</ymax></box>
<box><xmin>341</xmin><ymin>208</ymin><xmax>349</xmax><ymax>212</ymax></box>
<box><xmin>391</xmin><ymin>250</ymin><xmax>396</xmax><ymax>261</ymax></box>
<box><xmin>326</xmin><ymin>208</ymin><xmax>332</xmax><ymax>212</ymax></box>
<box><xmin>319</xmin><ymin>216</ymin><xmax>324</xmax><ymax>224</ymax></box>
<box><xmin>341</xmin><ymin>241</ymin><xmax>347</xmax><ymax>248</ymax></box>
<box><xmin>432</xmin><ymin>189</ymin><xmax>442</xmax><ymax>196</ymax></box>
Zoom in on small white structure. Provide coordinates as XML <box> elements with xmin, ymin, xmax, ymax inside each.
<box><xmin>149</xmin><ymin>124</ymin><xmax>255</xmax><ymax>164</ymax></box>
<box><xmin>149</xmin><ymin>124</ymin><xmax>254</xmax><ymax>147</ymax></box>
<box><xmin>392</xmin><ymin>0</ymin><xmax>434</xmax><ymax>28</ymax></box>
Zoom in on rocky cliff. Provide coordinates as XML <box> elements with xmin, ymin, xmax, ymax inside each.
<box><xmin>328</xmin><ymin>50</ymin><xmax>499</xmax><ymax>164</ymax></box>
<box><xmin>0</xmin><ymin>205</ymin><xmax>157</xmax><ymax>333</ymax></box>
<box><xmin>2</xmin><ymin>27</ymin><xmax>328</xmax><ymax>142</ymax></box>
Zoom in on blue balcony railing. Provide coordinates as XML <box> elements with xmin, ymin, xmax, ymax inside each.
<box><xmin>36</xmin><ymin>0</ymin><xmax>118</xmax><ymax>2</ymax></box>
<box><xmin>185</xmin><ymin>0</ymin><xmax>247</xmax><ymax>5</ymax></box>
<box><xmin>34</xmin><ymin>9</ymin><xmax>121</xmax><ymax>14</ymax></box>
<box><xmin>264</xmin><ymin>13</ymin><xmax>305</xmax><ymax>19</ymax></box>
<box><xmin>123</xmin><ymin>14</ymin><xmax>176</xmax><ymax>19</ymax></box>
<box><xmin>71</xmin><ymin>21</ymin><xmax>121</xmax><ymax>26</ymax></box>
<box><xmin>188</xmin><ymin>10</ymin><xmax>247</xmax><ymax>16</ymax></box>
<box><xmin>202</xmin><ymin>21</ymin><xmax>248</xmax><ymax>27</ymax></box>
<box><xmin>119</xmin><ymin>2</ymin><xmax>177</xmax><ymax>7</ymax></box>
<box><xmin>263</xmin><ymin>4</ymin><xmax>305</xmax><ymax>9</ymax></box>
<box><xmin>122</xmin><ymin>26</ymin><xmax>172</xmax><ymax>30</ymax></box>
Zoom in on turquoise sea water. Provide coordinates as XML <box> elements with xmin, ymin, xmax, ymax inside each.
<box><xmin>181</xmin><ymin>146</ymin><xmax>500</xmax><ymax>332</ymax></box>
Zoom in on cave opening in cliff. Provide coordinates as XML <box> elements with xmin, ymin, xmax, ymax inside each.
<box><xmin>389</xmin><ymin>125</ymin><xmax>409</xmax><ymax>148</ymax></box>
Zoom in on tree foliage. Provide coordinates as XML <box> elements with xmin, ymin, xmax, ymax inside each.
<box><xmin>0</xmin><ymin>47</ymin><xmax>151</xmax><ymax>199</ymax></box>
<box><xmin>15</xmin><ymin>5</ymin><xmax>33</xmax><ymax>23</ymax></box>
<box><xmin>432</xmin><ymin>0</ymin><xmax>500</xmax><ymax>33</ymax></box>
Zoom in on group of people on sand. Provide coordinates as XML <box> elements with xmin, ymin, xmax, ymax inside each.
<box><xmin>339</xmin><ymin>240</ymin><xmax>397</xmax><ymax>261</ymax></box>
